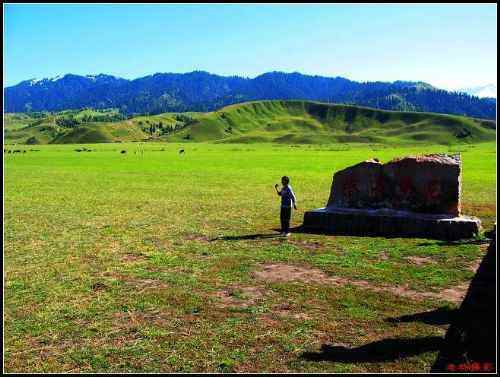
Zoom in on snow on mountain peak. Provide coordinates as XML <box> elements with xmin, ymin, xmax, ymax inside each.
<box><xmin>49</xmin><ymin>75</ymin><xmax>64</xmax><ymax>81</ymax></box>
<box><xmin>28</xmin><ymin>75</ymin><xmax>65</xmax><ymax>85</ymax></box>
<box><xmin>459</xmin><ymin>84</ymin><xmax>497</xmax><ymax>98</ymax></box>
<box><xmin>29</xmin><ymin>78</ymin><xmax>44</xmax><ymax>86</ymax></box>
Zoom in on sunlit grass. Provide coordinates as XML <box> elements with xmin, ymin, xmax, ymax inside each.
<box><xmin>4</xmin><ymin>141</ymin><xmax>495</xmax><ymax>372</ymax></box>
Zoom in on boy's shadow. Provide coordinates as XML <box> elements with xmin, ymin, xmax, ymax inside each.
<box><xmin>210</xmin><ymin>233</ymin><xmax>281</xmax><ymax>241</ymax></box>
<box><xmin>211</xmin><ymin>227</ymin><xmax>306</xmax><ymax>241</ymax></box>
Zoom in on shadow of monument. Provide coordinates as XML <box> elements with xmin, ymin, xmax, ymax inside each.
<box><xmin>385</xmin><ymin>306</ymin><xmax>459</xmax><ymax>326</ymax></box>
<box><xmin>288</xmin><ymin>225</ymin><xmax>432</xmax><ymax>240</ymax></box>
<box><xmin>300</xmin><ymin>337</ymin><xmax>444</xmax><ymax>363</ymax></box>
<box><xmin>210</xmin><ymin>224</ymin><xmax>483</xmax><ymax>242</ymax></box>
<box><xmin>416</xmin><ymin>238</ymin><xmax>491</xmax><ymax>247</ymax></box>
<box><xmin>431</xmin><ymin>235</ymin><xmax>496</xmax><ymax>372</ymax></box>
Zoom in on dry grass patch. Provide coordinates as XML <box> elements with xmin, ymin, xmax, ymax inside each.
<box><xmin>99</xmin><ymin>271</ymin><xmax>169</xmax><ymax>291</ymax></box>
<box><xmin>184</xmin><ymin>233</ymin><xmax>211</xmax><ymax>242</ymax></box>
<box><xmin>213</xmin><ymin>286</ymin><xmax>269</xmax><ymax>308</ymax></box>
<box><xmin>253</xmin><ymin>263</ymin><xmax>469</xmax><ymax>304</ymax></box>
<box><xmin>379</xmin><ymin>251</ymin><xmax>390</xmax><ymax>260</ymax></box>
<box><xmin>404</xmin><ymin>256</ymin><xmax>436</xmax><ymax>266</ymax></box>
<box><xmin>270</xmin><ymin>302</ymin><xmax>313</xmax><ymax>320</ymax></box>
<box><xmin>120</xmin><ymin>253</ymin><xmax>147</xmax><ymax>263</ymax></box>
<box><xmin>289</xmin><ymin>239</ymin><xmax>325</xmax><ymax>251</ymax></box>
<box><xmin>438</xmin><ymin>282</ymin><xmax>470</xmax><ymax>303</ymax></box>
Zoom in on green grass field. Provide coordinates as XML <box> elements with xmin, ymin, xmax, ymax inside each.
<box><xmin>3</xmin><ymin>141</ymin><xmax>496</xmax><ymax>372</ymax></box>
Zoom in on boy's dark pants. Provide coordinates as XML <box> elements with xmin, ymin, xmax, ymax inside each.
<box><xmin>280</xmin><ymin>206</ymin><xmax>292</xmax><ymax>233</ymax></box>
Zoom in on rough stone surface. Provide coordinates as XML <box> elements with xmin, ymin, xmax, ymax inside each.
<box><xmin>303</xmin><ymin>207</ymin><xmax>481</xmax><ymax>240</ymax></box>
<box><xmin>327</xmin><ymin>154</ymin><xmax>461</xmax><ymax>216</ymax></box>
<box><xmin>305</xmin><ymin>154</ymin><xmax>481</xmax><ymax>240</ymax></box>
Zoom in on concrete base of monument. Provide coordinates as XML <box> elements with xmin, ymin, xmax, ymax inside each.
<box><xmin>303</xmin><ymin>207</ymin><xmax>481</xmax><ymax>240</ymax></box>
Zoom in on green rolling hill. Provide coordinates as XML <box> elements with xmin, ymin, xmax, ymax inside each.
<box><xmin>4</xmin><ymin>100</ymin><xmax>496</xmax><ymax>145</ymax></box>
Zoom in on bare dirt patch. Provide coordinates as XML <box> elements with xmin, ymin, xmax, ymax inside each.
<box><xmin>107</xmin><ymin>310</ymin><xmax>185</xmax><ymax>344</ymax></box>
<box><xmin>291</xmin><ymin>313</ymin><xmax>313</xmax><ymax>320</ymax></box>
<box><xmin>142</xmin><ymin>236</ymin><xmax>173</xmax><ymax>251</ymax></box>
<box><xmin>121</xmin><ymin>253</ymin><xmax>147</xmax><ymax>262</ymax></box>
<box><xmin>439</xmin><ymin>282</ymin><xmax>470</xmax><ymax>303</ymax></box>
<box><xmin>480</xmin><ymin>243</ymin><xmax>490</xmax><ymax>252</ymax></box>
<box><xmin>91</xmin><ymin>282</ymin><xmax>108</xmax><ymax>292</ymax></box>
<box><xmin>100</xmin><ymin>271</ymin><xmax>169</xmax><ymax>292</ymax></box>
<box><xmin>405</xmin><ymin>256</ymin><xmax>436</xmax><ymax>266</ymax></box>
<box><xmin>214</xmin><ymin>286</ymin><xmax>268</xmax><ymax>308</ymax></box>
<box><xmin>289</xmin><ymin>240</ymin><xmax>324</xmax><ymax>251</ymax></box>
<box><xmin>468</xmin><ymin>258</ymin><xmax>483</xmax><ymax>273</ymax></box>
<box><xmin>272</xmin><ymin>306</ymin><xmax>312</xmax><ymax>320</ymax></box>
<box><xmin>152</xmin><ymin>238</ymin><xmax>173</xmax><ymax>251</ymax></box>
<box><xmin>258</xmin><ymin>315</ymin><xmax>281</xmax><ymax>327</ymax></box>
<box><xmin>253</xmin><ymin>263</ymin><xmax>469</xmax><ymax>304</ymax></box>
<box><xmin>184</xmin><ymin>233</ymin><xmax>210</xmax><ymax>242</ymax></box>
<box><xmin>111</xmin><ymin>310</ymin><xmax>171</xmax><ymax>327</ymax></box>
<box><xmin>253</xmin><ymin>264</ymin><xmax>349</xmax><ymax>285</ymax></box>
<box><xmin>379</xmin><ymin>251</ymin><xmax>390</xmax><ymax>261</ymax></box>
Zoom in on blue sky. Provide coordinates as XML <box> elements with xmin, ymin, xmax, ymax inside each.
<box><xmin>3</xmin><ymin>4</ymin><xmax>497</xmax><ymax>89</ymax></box>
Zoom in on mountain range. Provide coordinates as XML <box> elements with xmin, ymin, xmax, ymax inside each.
<box><xmin>4</xmin><ymin>71</ymin><xmax>497</xmax><ymax>120</ymax></box>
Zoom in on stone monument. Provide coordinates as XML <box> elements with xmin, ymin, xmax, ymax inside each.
<box><xmin>303</xmin><ymin>154</ymin><xmax>481</xmax><ymax>240</ymax></box>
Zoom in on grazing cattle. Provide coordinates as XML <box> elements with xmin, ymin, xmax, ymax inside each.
<box><xmin>121</xmin><ymin>150</ymin><xmax>127</xmax><ymax>154</ymax></box>
<box><xmin>179</xmin><ymin>149</ymin><xmax>185</xmax><ymax>155</ymax></box>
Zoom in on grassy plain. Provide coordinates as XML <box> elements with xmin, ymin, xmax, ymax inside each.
<box><xmin>3</xmin><ymin>141</ymin><xmax>496</xmax><ymax>372</ymax></box>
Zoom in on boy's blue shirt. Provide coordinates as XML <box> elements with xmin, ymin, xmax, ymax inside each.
<box><xmin>279</xmin><ymin>185</ymin><xmax>297</xmax><ymax>208</ymax></box>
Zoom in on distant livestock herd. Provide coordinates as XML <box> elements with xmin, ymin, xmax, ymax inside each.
<box><xmin>4</xmin><ymin>148</ymin><xmax>186</xmax><ymax>155</ymax></box>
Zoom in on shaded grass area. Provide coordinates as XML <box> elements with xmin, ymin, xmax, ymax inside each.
<box><xmin>4</xmin><ymin>142</ymin><xmax>496</xmax><ymax>372</ymax></box>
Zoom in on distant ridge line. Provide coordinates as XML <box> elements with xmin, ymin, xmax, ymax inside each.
<box><xmin>4</xmin><ymin>71</ymin><xmax>496</xmax><ymax>120</ymax></box>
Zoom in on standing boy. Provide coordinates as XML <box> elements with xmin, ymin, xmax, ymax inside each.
<box><xmin>275</xmin><ymin>176</ymin><xmax>297</xmax><ymax>236</ymax></box>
